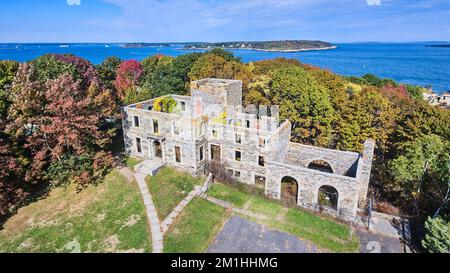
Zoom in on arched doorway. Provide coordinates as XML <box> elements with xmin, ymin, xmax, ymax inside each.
<box><xmin>153</xmin><ymin>140</ymin><xmax>162</xmax><ymax>158</ymax></box>
<box><xmin>308</xmin><ymin>160</ymin><xmax>333</xmax><ymax>173</ymax></box>
<box><xmin>318</xmin><ymin>185</ymin><xmax>339</xmax><ymax>210</ymax></box>
<box><xmin>281</xmin><ymin>176</ymin><xmax>298</xmax><ymax>207</ymax></box>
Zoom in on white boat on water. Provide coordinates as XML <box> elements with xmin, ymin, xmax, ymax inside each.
<box><xmin>59</xmin><ymin>45</ymin><xmax>69</xmax><ymax>48</ymax></box>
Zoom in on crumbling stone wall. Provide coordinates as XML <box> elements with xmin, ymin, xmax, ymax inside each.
<box><xmin>285</xmin><ymin>142</ymin><xmax>360</xmax><ymax>177</ymax></box>
<box><xmin>265</xmin><ymin>161</ymin><xmax>359</xmax><ymax>220</ymax></box>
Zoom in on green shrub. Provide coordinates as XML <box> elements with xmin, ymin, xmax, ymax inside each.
<box><xmin>422</xmin><ymin>217</ymin><xmax>450</xmax><ymax>253</ymax></box>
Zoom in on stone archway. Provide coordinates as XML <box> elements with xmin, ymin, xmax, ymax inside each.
<box><xmin>308</xmin><ymin>160</ymin><xmax>333</xmax><ymax>173</ymax></box>
<box><xmin>318</xmin><ymin>185</ymin><xmax>339</xmax><ymax>210</ymax></box>
<box><xmin>281</xmin><ymin>176</ymin><xmax>299</xmax><ymax>207</ymax></box>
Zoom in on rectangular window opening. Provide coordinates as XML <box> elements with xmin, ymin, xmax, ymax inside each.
<box><xmin>153</xmin><ymin>119</ymin><xmax>159</xmax><ymax>134</ymax></box>
<box><xmin>258</xmin><ymin>156</ymin><xmax>265</xmax><ymax>167</ymax></box>
<box><xmin>136</xmin><ymin>137</ymin><xmax>142</xmax><ymax>154</ymax></box>
<box><xmin>235</xmin><ymin>151</ymin><xmax>241</xmax><ymax>162</ymax></box>
<box><xmin>175</xmin><ymin>146</ymin><xmax>181</xmax><ymax>163</ymax></box>
<box><xmin>235</xmin><ymin>134</ymin><xmax>242</xmax><ymax>144</ymax></box>
<box><xmin>199</xmin><ymin>146</ymin><xmax>204</xmax><ymax>162</ymax></box>
<box><xmin>134</xmin><ymin>116</ymin><xmax>140</xmax><ymax>127</ymax></box>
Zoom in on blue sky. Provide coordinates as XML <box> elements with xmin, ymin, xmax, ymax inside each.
<box><xmin>0</xmin><ymin>0</ymin><xmax>449</xmax><ymax>43</ymax></box>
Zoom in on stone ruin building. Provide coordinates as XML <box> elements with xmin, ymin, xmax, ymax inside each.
<box><xmin>123</xmin><ymin>78</ymin><xmax>375</xmax><ymax>221</ymax></box>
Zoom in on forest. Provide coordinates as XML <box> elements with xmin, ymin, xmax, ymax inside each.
<box><xmin>0</xmin><ymin>48</ymin><xmax>449</xmax><ymax>252</ymax></box>
<box><xmin>183</xmin><ymin>40</ymin><xmax>334</xmax><ymax>51</ymax></box>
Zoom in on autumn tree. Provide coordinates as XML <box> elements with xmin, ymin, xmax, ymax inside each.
<box><xmin>336</xmin><ymin>87</ymin><xmax>397</xmax><ymax>152</ymax></box>
<box><xmin>253</xmin><ymin>58</ymin><xmax>301</xmax><ymax>75</ymax></box>
<box><xmin>391</xmin><ymin>99</ymin><xmax>450</xmax><ymax>152</ymax></box>
<box><xmin>189</xmin><ymin>54</ymin><xmax>228</xmax><ymax>81</ymax></box>
<box><xmin>51</xmin><ymin>54</ymin><xmax>99</xmax><ymax>88</ymax></box>
<box><xmin>0</xmin><ymin>60</ymin><xmax>19</xmax><ymax>120</ymax></box>
<box><xmin>96</xmin><ymin>56</ymin><xmax>122</xmax><ymax>91</ymax></box>
<box><xmin>7</xmin><ymin>62</ymin><xmax>115</xmax><ymax>185</ymax></box>
<box><xmin>244</xmin><ymin>74</ymin><xmax>271</xmax><ymax>107</ymax></box>
<box><xmin>270</xmin><ymin>66</ymin><xmax>334</xmax><ymax>146</ymax></box>
<box><xmin>33</xmin><ymin>75</ymin><xmax>114</xmax><ymax>185</ymax></box>
<box><xmin>189</xmin><ymin>52</ymin><xmax>253</xmax><ymax>95</ymax></box>
<box><xmin>388</xmin><ymin>135</ymin><xmax>449</xmax><ymax>216</ymax></box>
<box><xmin>30</xmin><ymin>54</ymin><xmax>79</xmax><ymax>84</ymax></box>
<box><xmin>114</xmin><ymin>60</ymin><xmax>143</xmax><ymax>102</ymax></box>
<box><xmin>1</xmin><ymin>62</ymin><xmax>28</xmax><ymax>216</ymax></box>
<box><xmin>208</xmin><ymin>48</ymin><xmax>241</xmax><ymax>62</ymax></box>
<box><xmin>171</xmin><ymin>52</ymin><xmax>204</xmax><ymax>91</ymax></box>
<box><xmin>140</xmin><ymin>55</ymin><xmax>185</xmax><ymax>98</ymax></box>
<box><xmin>7</xmin><ymin>64</ymin><xmax>45</xmax><ymax>142</ymax></box>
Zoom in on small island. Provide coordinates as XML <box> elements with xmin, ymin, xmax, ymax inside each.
<box><xmin>121</xmin><ymin>43</ymin><xmax>172</xmax><ymax>48</ymax></box>
<box><xmin>183</xmin><ymin>40</ymin><xmax>337</xmax><ymax>52</ymax></box>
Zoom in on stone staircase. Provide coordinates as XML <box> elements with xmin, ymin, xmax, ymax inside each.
<box><xmin>134</xmin><ymin>158</ymin><xmax>166</xmax><ymax>176</ymax></box>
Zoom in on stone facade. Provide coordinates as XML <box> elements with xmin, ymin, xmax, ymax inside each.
<box><xmin>123</xmin><ymin>78</ymin><xmax>375</xmax><ymax>221</ymax></box>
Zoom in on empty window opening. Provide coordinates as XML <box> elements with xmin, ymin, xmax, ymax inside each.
<box><xmin>173</xmin><ymin>122</ymin><xmax>180</xmax><ymax>135</ymax></box>
<box><xmin>258</xmin><ymin>156</ymin><xmax>265</xmax><ymax>167</ymax></box>
<box><xmin>175</xmin><ymin>146</ymin><xmax>181</xmax><ymax>163</ymax></box>
<box><xmin>308</xmin><ymin>160</ymin><xmax>333</xmax><ymax>173</ymax></box>
<box><xmin>318</xmin><ymin>185</ymin><xmax>339</xmax><ymax>210</ymax></box>
<box><xmin>136</xmin><ymin>137</ymin><xmax>142</xmax><ymax>154</ymax></box>
<box><xmin>235</xmin><ymin>151</ymin><xmax>242</xmax><ymax>162</ymax></box>
<box><xmin>259</xmin><ymin>137</ymin><xmax>266</xmax><ymax>148</ymax></box>
<box><xmin>254</xmin><ymin>175</ymin><xmax>266</xmax><ymax>189</ymax></box>
<box><xmin>153</xmin><ymin>119</ymin><xmax>159</xmax><ymax>134</ymax></box>
<box><xmin>235</xmin><ymin>134</ymin><xmax>242</xmax><ymax>144</ymax></box>
<box><xmin>134</xmin><ymin>116</ymin><xmax>140</xmax><ymax>127</ymax></box>
<box><xmin>199</xmin><ymin>146</ymin><xmax>204</xmax><ymax>162</ymax></box>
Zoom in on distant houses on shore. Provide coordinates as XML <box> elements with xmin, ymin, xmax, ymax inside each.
<box><xmin>422</xmin><ymin>90</ymin><xmax>450</xmax><ymax>109</ymax></box>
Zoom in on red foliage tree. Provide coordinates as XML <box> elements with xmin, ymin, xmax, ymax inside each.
<box><xmin>382</xmin><ymin>84</ymin><xmax>410</xmax><ymax>99</ymax></box>
<box><xmin>114</xmin><ymin>60</ymin><xmax>143</xmax><ymax>101</ymax></box>
<box><xmin>51</xmin><ymin>54</ymin><xmax>99</xmax><ymax>89</ymax></box>
<box><xmin>1</xmin><ymin>90</ymin><xmax>25</xmax><ymax>217</ymax></box>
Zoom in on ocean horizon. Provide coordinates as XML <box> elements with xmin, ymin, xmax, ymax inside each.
<box><xmin>1</xmin><ymin>42</ymin><xmax>449</xmax><ymax>93</ymax></box>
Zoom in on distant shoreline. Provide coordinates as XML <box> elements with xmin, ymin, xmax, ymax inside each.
<box><xmin>182</xmin><ymin>46</ymin><xmax>338</xmax><ymax>53</ymax></box>
<box><xmin>425</xmin><ymin>44</ymin><xmax>450</xmax><ymax>48</ymax></box>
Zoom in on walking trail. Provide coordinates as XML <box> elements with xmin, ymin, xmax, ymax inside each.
<box><xmin>118</xmin><ymin>167</ymin><xmax>163</xmax><ymax>253</ymax></box>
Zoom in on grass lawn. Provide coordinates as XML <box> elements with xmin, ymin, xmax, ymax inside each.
<box><xmin>208</xmin><ymin>183</ymin><xmax>359</xmax><ymax>252</ymax></box>
<box><xmin>164</xmin><ymin>198</ymin><xmax>230</xmax><ymax>253</ymax></box>
<box><xmin>0</xmin><ymin>170</ymin><xmax>152</xmax><ymax>253</ymax></box>
<box><xmin>123</xmin><ymin>156</ymin><xmax>142</xmax><ymax>170</ymax></box>
<box><xmin>146</xmin><ymin>167</ymin><xmax>204</xmax><ymax>221</ymax></box>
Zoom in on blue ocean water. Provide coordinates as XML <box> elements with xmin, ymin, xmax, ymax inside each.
<box><xmin>0</xmin><ymin>43</ymin><xmax>449</xmax><ymax>93</ymax></box>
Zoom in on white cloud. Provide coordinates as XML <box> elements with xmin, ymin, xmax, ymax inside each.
<box><xmin>366</xmin><ymin>0</ymin><xmax>381</xmax><ymax>6</ymax></box>
<box><xmin>66</xmin><ymin>0</ymin><xmax>81</xmax><ymax>6</ymax></box>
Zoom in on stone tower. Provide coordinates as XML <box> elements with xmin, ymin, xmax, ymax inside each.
<box><xmin>190</xmin><ymin>78</ymin><xmax>243</xmax><ymax>106</ymax></box>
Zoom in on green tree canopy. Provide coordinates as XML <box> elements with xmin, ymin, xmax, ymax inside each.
<box><xmin>30</xmin><ymin>54</ymin><xmax>79</xmax><ymax>84</ymax></box>
<box><xmin>422</xmin><ymin>216</ymin><xmax>450</xmax><ymax>253</ymax></box>
<box><xmin>336</xmin><ymin>87</ymin><xmax>396</xmax><ymax>152</ymax></box>
<box><xmin>270</xmin><ymin>66</ymin><xmax>334</xmax><ymax>146</ymax></box>
<box><xmin>388</xmin><ymin>134</ymin><xmax>449</xmax><ymax>215</ymax></box>
<box><xmin>96</xmin><ymin>56</ymin><xmax>122</xmax><ymax>91</ymax></box>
